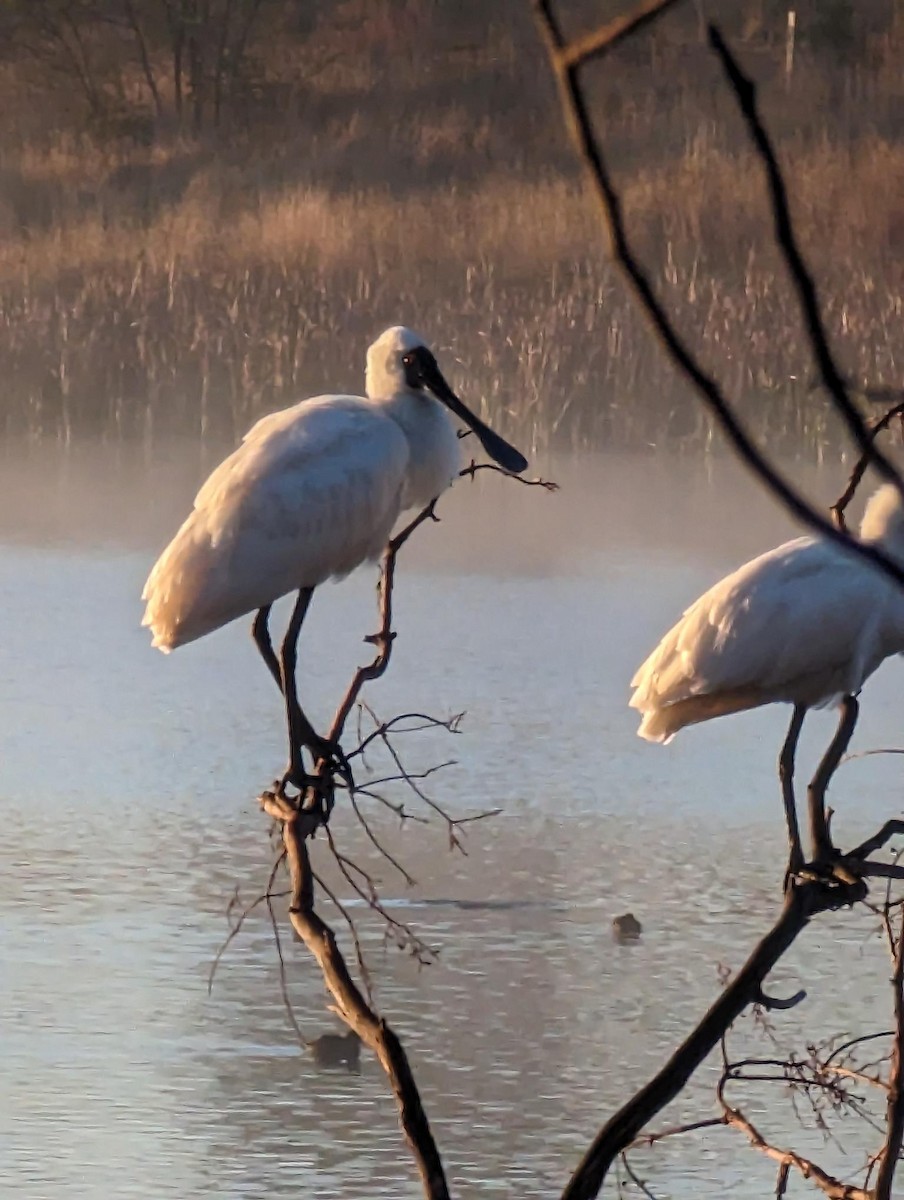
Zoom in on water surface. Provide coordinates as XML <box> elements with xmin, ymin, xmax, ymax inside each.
<box><xmin>1</xmin><ymin>443</ymin><xmax>901</xmax><ymax>1198</ymax></box>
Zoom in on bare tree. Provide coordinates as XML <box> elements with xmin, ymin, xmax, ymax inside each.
<box><xmin>0</xmin><ymin>0</ymin><xmax>273</xmax><ymax>128</ymax></box>
<box><xmin>530</xmin><ymin>1</ymin><xmax>904</xmax><ymax>1198</ymax></box>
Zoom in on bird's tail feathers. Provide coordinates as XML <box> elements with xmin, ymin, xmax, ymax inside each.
<box><xmin>634</xmin><ymin>687</ymin><xmax>768</xmax><ymax>742</ymax></box>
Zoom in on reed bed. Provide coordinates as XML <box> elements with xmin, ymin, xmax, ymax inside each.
<box><xmin>2</xmin><ymin>5</ymin><xmax>904</xmax><ymax>457</ymax></box>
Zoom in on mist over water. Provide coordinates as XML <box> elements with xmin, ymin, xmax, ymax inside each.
<box><xmin>2</xmin><ymin>437</ymin><xmax>902</xmax><ymax>1198</ymax></box>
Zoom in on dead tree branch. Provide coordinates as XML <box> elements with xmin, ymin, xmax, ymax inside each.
<box><xmin>532</xmin><ymin>0</ymin><xmax>904</xmax><ymax>591</ymax></box>
<box><xmin>832</xmin><ymin>402</ymin><xmax>904</xmax><ymax>530</ymax></box>
<box><xmin>630</xmin><ymin>1116</ymin><xmax>726</xmax><ymax>1147</ymax></box>
<box><xmin>243</xmin><ymin>459</ymin><xmax>550</xmax><ymax>1194</ymax></box>
<box><xmin>208</xmin><ymin>853</ymin><xmax>287</xmax><ymax>994</ymax></box>
<box><xmin>717</xmin><ymin>1073</ymin><xmax>870</xmax><ymax>1200</ymax></box>
<box><xmin>707</xmin><ymin>27</ymin><xmax>904</xmax><ymax>505</ymax></box>
<box><xmin>530</xmin><ymin>4</ymin><xmax>904</xmax><ymax>1198</ymax></box>
<box><xmin>560</xmin><ymin>878</ymin><xmax>865</xmax><ymax>1200</ymax></box>
<box><xmin>875</xmin><ymin>913</ymin><xmax>904</xmax><ymax>1199</ymax></box>
<box><xmin>275</xmin><ymin>808</ymin><xmax>450</xmax><ymax>1200</ymax></box>
<box><xmin>459</xmin><ymin>460</ymin><xmax>559</xmax><ymax>490</ymax></box>
<box><xmin>324</xmin><ymin>500</ymin><xmax>440</xmax><ymax>754</ymax></box>
<box><xmin>559</xmin><ymin>0</ymin><xmax>683</xmax><ymax>69</ymax></box>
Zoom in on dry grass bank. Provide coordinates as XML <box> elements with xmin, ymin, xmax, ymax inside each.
<box><xmin>1</xmin><ymin>2</ymin><xmax>903</xmax><ymax>453</ymax></box>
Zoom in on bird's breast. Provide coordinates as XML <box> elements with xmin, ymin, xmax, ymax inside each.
<box><xmin>399</xmin><ymin>404</ymin><xmax>462</xmax><ymax>511</ymax></box>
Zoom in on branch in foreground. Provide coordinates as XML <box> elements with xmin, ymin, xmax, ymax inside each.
<box><xmin>832</xmin><ymin>401</ymin><xmax>904</xmax><ymax>530</ymax></box>
<box><xmin>532</xmin><ymin>0</ymin><xmax>904</xmax><ymax>593</ymax></box>
<box><xmin>717</xmin><ymin>1079</ymin><xmax>870</xmax><ymax>1200</ymax></box>
<box><xmin>707</xmin><ymin>27</ymin><xmax>904</xmax><ymax>507</ymax></box>
<box><xmin>559</xmin><ymin>0</ymin><xmax>682</xmax><ymax>69</ymax></box>
<box><xmin>560</xmin><ymin>877</ymin><xmax>865</xmax><ymax>1200</ymax></box>
<box><xmin>531</xmin><ymin>3</ymin><xmax>904</xmax><ymax>1198</ymax></box>
<box><xmin>874</xmin><ymin>911</ymin><xmax>904</xmax><ymax>1200</ymax></box>
<box><xmin>261</xmin><ymin>789</ymin><xmax>450</xmax><ymax>1200</ymax></box>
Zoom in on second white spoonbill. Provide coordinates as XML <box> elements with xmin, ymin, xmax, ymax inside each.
<box><xmin>630</xmin><ymin>484</ymin><xmax>904</xmax><ymax>868</ymax></box>
<box><xmin>142</xmin><ymin>325</ymin><xmax>527</xmax><ymax>790</ymax></box>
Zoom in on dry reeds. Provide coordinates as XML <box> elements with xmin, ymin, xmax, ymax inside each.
<box><xmin>1</xmin><ymin>5</ymin><xmax>904</xmax><ymax>454</ymax></box>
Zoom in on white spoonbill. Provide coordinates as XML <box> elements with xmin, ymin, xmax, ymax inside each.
<box><xmin>630</xmin><ymin>484</ymin><xmax>904</xmax><ymax>868</ymax></box>
<box><xmin>142</xmin><ymin>325</ymin><xmax>527</xmax><ymax>790</ymax></box>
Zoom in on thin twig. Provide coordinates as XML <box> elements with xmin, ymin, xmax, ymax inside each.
<box><xmin>630</xmin><ymin>1117</ymin><xmax>726</xmax><ymax>1147</ymax></box>
<box><xmin>348</xmin><ymin>709</ymin><xmax>465</xmax><ymax>760</ymax></box>
<box><xmin>266</xmin><ymin>888</ymin><xmax>306</xmax><ymax>1047</ymax></box>
<box><xmin>459</xmin><ymin>459</ymin><xmax>559</xmax><ymax>490</ymax></box>
<box><xmin>353</xmin><ymin>786</ymin><xmax>432</xmax><ymax>825</ymax></box>
<box><xmin>619</xmin><ymin>1154</ymin><xmax>659</xmax><ymax>1200</ymax></box>
<box><xmin>349</xmin><ymin>792</ymin><xmax>417</xmax><ymax>886</ymax></box>
<box><xmin>324</xmin><ymin>826</ymin><xmax>437</xmax><ymax>965</ymax></box>
<box><xmin>775</xmin><ymin>1162</ymin><xmax>790</xmax><ymax>1199</ymax></box>
<box><xmin>208</xmin><ymin>853</ymin><xmax>287</xmax><ymax>994</ymax></box>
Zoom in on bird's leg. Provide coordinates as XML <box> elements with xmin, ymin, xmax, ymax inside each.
<box><xmin>779</xmin><ymin>704</ymin><xmax>806</xmax><ymax>888</ymax></box>
<box><xmin>277</xmin><ymin>589</ymin><xmax>349</xmax><ymax>791</ymax></box>
<box><xmin>279</xmin><ymin>588</ymin><xmax>318</xmax><ymax>786</ymax></box>
<box><xmin>251</xmin><ymin>605</ymin><xmax>282</xmax><ymax>692</ymax></box>
<box><xmin>806</xmin><ymin>694</ymin><xmax>859</xmax><ymax>867</ymax></box>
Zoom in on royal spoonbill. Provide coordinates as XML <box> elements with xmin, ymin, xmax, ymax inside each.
<box><xmin>142</xmin><ymin>325</ymin><xmax>527</xmax><ymax>790</ymax></box>
<box><xmin>630</xmin><ymin>484</ymin><xmax>904</xmax><ymax>870</ymax></box>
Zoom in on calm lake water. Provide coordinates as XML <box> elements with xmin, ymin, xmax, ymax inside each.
<box><xmin>2</xmin><ymin>441</ymin><xmax>903</xmax><ymax>1198</ymax></box>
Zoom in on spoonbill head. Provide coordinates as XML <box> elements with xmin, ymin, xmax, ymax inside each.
<box><xmin>141</xmin><ymin>325</ymin><xmax>527</xmax><ymax>792</ymax></box>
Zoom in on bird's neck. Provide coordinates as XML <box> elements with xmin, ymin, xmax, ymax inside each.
<box><xmin>381</xmin><ymin>391</ymin><xmax>461</xmax><ymax>510</ymax></box>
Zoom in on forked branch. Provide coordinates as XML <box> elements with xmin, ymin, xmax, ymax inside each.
<box><xmin>532</xmin><ymin>0</ymin><xmax>904</xmax><ymax>591</ymax></box>
<box><xmin>249</xmin><ymin>463</ymin><xmax>552</xmax><ymax>1196</ymax></box>
<box><xmin>832</xmin><ymin>402</ymin><xmax>904</xmax><ymax>530</ymax></box>
<box><xmin>559</xmin><ymin>878</ymin><xmax>865</xmax><ymax>1200</ymax></box>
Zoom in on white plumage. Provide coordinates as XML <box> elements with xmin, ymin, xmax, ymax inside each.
<box><xmin>630</xmin><ymin>484</ymin><xmax>904</xmax><ymax>743</ymax></box>
<box><xmin>143</xmin><ymin>395</ymin><xmax>416</xmax><ymax>650</ymax></box>
<box><xmin>142</xmin><ymin>324</ymin><xmax>527</xmax><ymax>787</ymax></box>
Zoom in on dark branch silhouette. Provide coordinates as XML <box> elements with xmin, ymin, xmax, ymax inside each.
<box><xmin>531</xmin><ymin>2</ymin><xmax>904</xmax><ymax>1198</ymax></box>
<box><xmin>560</xmin><ymin>879</ymin><xmax>866</xmax><ymax>1200</ymax></box>
<box><xmin>707</xmin><ymin>27</ymin><xmax>904</xmax><ymax>506</ymax></box>
<box><xmin>532</xmin><ymin>0</ymin><xmax>904</xmax><ymax>592</ymax></box>
<box><xmin>832</xmin><ymin>402</ymin><xmax>904</xmax><ymax>530</ymax></box>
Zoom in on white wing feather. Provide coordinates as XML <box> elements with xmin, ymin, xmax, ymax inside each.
<box><xmin>631</xmin><ymin>537</ymin><xmax>897</xmax><ymax>717</ymax></box>
<box><xmin>142</xmin><ymin>396</ymin><xmax>409</xmax><ymax>650</ymax></box>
